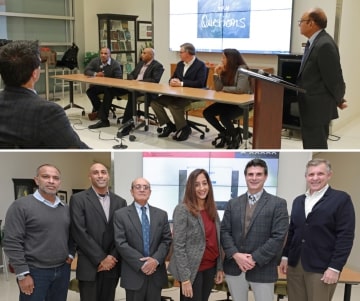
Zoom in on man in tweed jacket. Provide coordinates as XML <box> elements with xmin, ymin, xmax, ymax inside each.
<box><xmin>221</xmin><ymin>158</ymin><xmax>289</xmax><ymax>301</ymax></box>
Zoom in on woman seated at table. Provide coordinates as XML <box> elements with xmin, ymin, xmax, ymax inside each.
<box><xmin>203</xmin><ymin>48</ymin><xmax>252</xmax><ymax>149</ymax></box>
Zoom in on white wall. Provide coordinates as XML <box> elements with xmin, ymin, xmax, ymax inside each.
<box><xmin>0</xmin><ymin>152</ymin><xmax>111</xmax><ymax>221</ymax></box>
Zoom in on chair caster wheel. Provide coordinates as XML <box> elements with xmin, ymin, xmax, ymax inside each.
<box><xmin>129</xmin><ymin>135</ymin><xmax>136</xmax><ymax>142</ymax></box>
<box><xmin>205</xmin><ymin>128</ymin><xmax>210</xmax><ymax>132</ymax></box>
<box><xmin>145</xmin><ymin>125</ymin><xmax>149</xmax><ymax>131</ymax></box>
<box><xmin>200</xmin><ymin>134</ymin><xmax>205</xmax><ymax>139</ymax></box>
<box><xmin>81</xmin><ymin>111</ymin><xmax>85</xmax><ymax>116</ymax></box>
<box><xmin>157</xmin><ymin>127</ymin><xmax>163</xmax><ymax>133</ymax></box>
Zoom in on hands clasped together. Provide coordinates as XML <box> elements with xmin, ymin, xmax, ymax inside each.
<box><xmin>97</xmin><ymin>255</ymin><xmax>118</xmax><ymax>272</ymax></box>
<box><xmin>233</xmin><ymin>252</ymin><xmax>256</xmax><ymax>272</ymax></box>
<box><xmin>140</xmin><ymin>257</ymin><xmax>158</xmax><ymax>276</ymax></box>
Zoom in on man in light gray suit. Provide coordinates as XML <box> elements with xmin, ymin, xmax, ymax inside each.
<box><xmin>70</xmin><ymin>163</ymin><xmax>127</xmax><ymax>301</ymax></box>
<box><xmin>221</xmin><ymin>159</ymin><xmax>289</xmax><ymax>301</ymax></box>
<box><xmin>114</xmin><ymin>177</ymin><xmax>172</xmax><ymax>301</ymax></box>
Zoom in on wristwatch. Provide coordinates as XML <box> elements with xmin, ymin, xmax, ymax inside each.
<box><xmin>17</xmin><ymin>273</ymin><xmax>30</xmax><ymax>281</ymax></box>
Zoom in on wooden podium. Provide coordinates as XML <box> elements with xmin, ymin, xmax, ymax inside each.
<box><xmin>239</xmin><ymin>68</ymin><xmax>305</xmax><ymax>149</ymax></box>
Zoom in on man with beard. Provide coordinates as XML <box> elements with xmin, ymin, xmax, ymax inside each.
<box><xmin>3</xmin><ymin>164</ymin><xmax>74</xmax><ymax>301</ymax></box>
<box><xmin>70</xmin><ymin>163</ymin><xmax>127</xmax><ymax>301</ymax></box>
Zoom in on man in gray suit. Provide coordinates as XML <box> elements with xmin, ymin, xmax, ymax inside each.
<box><xmin>297</xmin><ymin>7</ymin><xmax>346</xmax><ymax>149</ymax></box>
<box><xmin>221</xmin><ymin>158</ymin><xmax>289</xmax><ymax>301</ymax></box>
<box><xmin>114</xmin><ymin>177</ymin><xmax>172</xmax><ymax>301</ymax></box>
<box><xmin>69</xmin><ymin>163</ymin><xmax>127</xmax><ymax>301</ymax></box>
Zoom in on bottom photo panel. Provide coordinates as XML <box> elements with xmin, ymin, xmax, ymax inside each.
<box><xmin>0</xmin><ymin>150</ymin><xmax>359</xmax><ymax>301</ymax></box>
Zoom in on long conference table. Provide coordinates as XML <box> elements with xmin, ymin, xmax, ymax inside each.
<box><xmin>278</xmin><ymin>267</ymin><xmax>360</xmax><ymax>301</ymax></box>
<box><xmin>53</xmin><ymin>73</ymin><xmax>255</xmax><ymax>147</ymax></box>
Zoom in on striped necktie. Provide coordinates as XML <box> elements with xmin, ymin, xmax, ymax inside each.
<box><xmin>248</xmin><ymin>195</ymin><xmax>257</xmax><ymax>206</ymax></box>
<box><xmin>141</xmin><ymin>206</ymin><xmax>150</xmax><ymax>257</ymax></box>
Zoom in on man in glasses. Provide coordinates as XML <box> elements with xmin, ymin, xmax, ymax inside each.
<box><xmin>69</xmin><ymin>163</ymin><xmax>127</xmax><ymax>301</ymax></box>
<box><xmin>297</xmin><ymin>7</ymin><xmax>346</xmax><ymax>149</ymax></box>
<box><xmin>114</xmin><ymin>177</ymin><xmax>172</xmax><ymax>301</ymax></box>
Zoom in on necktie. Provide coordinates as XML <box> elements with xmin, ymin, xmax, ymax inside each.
<box><xmin>248</xmin><ymin>195</ymin><xmax>256</xmax><ymax>206</ymax></box>
<box><xmin>300</xmin><ymin>40</ymin><xmax>310</xmax><ymax>70</ymax></box>
<box><xmin>141</xmin><ymin>206</ymin><xmax>150</xmax><ymax>257</ymax></box>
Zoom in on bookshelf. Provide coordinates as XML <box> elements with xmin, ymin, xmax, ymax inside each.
<box><xmin>97</xmin><ymin>14</ymin><xmax>138</xmax><ymax>78</ymax></box>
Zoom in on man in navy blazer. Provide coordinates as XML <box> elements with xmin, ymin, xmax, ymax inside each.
<box><xmin>0</xmin><ymin>40</ymin><xmax>89</xmax><ymax>149</ymax></box>
<box><xmin>118</xmin><ymin>48</ymin><xmax>164</xmax><ymax>136</ymax></box>
<box><xmin>85</xmin><ymin>47</ymin><xmax>125</xmax><ymax>129</ymax></box>
<box><xmin>297</xmin><ymin>8</ymin><xmax>346</xmax><ymax>149</ymax></box>
<box><xmin>114</xmin><ymin>177</ymin><xmax>172</xmax><ymax>301</ymax></box>
<box><xmin>70</xmin><ymin>163</ymin><xmax>127</xmax><ymax>301</ymax></box>
<box><xmin>151</xmin><ymin>42</ymin><xmax>207</xmax><ymax>141</ymax></box>
<box><xmin>280</xmin><ymin>158</ymin><xmax>355</xmax><ymax>301</ymax></box>
<box><xmin>221</xmin><ymin>159</ymin><xmax>289</xmax><ymax>301</ymax></box>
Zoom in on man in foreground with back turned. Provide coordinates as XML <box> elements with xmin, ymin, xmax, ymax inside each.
<box><xmin>70</xmin><ymin>163</ymin><xmax>127</xmax><ymax>301</ymax></box>
<box><xmin>0</xmin><ymin>40</ymin><xmax>89</xmax><ymax>148</ymax></box>
<box><xmin>221</xmin><ymin>158</ymin><xmax>289</xmax><ymax>301</ymax></box>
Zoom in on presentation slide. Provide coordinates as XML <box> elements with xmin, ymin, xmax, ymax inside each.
<box><xmin>169</xmin><ymin>0</ymin><xmax>293</xmax><ymax>54</ymax></box>
<box><xmin>143</xmin><ymin>151</ymin><xmax>279</xmax><ymax>220</ymax></box>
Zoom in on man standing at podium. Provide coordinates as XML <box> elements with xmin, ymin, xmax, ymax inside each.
<box><xmin>297</xmin><ymin>7</ymin><xmax>346</xmax><ymax>149</ymax></box>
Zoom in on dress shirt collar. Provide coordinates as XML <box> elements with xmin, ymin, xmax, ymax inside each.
<box><xmin>33</xmin><ymin>189</ymin><xmax>63</xmax><ymax>208</ymax></box>
<box><xmin>308</xmin><ymin>29</ymin><xmax>323</xmax><ymax>46</ymax></box>
<box><xmin>247</xmin><ymin>189</ymin><xmax>264</xmax><ymax>202</ymax></box>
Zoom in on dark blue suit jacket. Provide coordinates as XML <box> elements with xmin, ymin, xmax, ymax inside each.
<box><xmin>171</xmin><ymin>57</ymin><xmax>207</xmax><ymax>88</ymax></box>
<box><xmin>283</xmin><ymin>186</ymin><xmax>355</xmax><ymax>273</ymax></box>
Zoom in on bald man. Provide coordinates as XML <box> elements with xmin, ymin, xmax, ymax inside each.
<box><xmin>69</xmin><ymin>163</ymin><xmax>127</xmax><ymax>301</ymax></box>
<box><xmin>119</xmin><ymin>48</ymin><xmax>164</xmax><ymax>136</ymax></box>
<box><xmin>114</xmin><ymin>177</ymin><xmax>172</xmax><ymax>301</ymax></box>
<box><xmin>296</xmin><ymin>7</ymin><xmax>346</xmax><ymax>149</ymax></box>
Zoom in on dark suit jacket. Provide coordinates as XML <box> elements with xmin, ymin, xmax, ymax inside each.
<box><xmin>69</xmin><ymin>188</ymin><xmax>127</xmax><ymax>281</ymax></box>
<box><xmin>114</xmin><ymin>202</ymin><xmax>172</xmax><ymax>290</ymax></box>
<box><xmin>0</xmin><ymin>86</ymin><xmax>89</xmax><ymax>149</ymax></box>
<box><xmin>84</xmin><ymin>57</ymin><xmax>123</xmax><ymax>79</ymax></box>
<box><xmin>283</xmin><ymin>186</ymin><xmax>355</xmax><ymax>273</ymax></box>
<box><xmin>297</xmin><ymin>30</ymin><xmax>345</xmax><ymax>126</ymax></box>
<box><xmin>127</xmin><ymin>59</ymin><xmax>164</xmax><ymax>100</ymax></box>
<box><xmin>171</xmin><ymin>57</ymin><xmax>207</xmax><ymax>88</ymax></box>
<box><xmin>221</xmin><ymin>190</ymin><xmax>289</xmax><ymax>282</ymax></box>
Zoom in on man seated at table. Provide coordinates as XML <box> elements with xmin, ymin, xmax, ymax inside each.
<box><xmin>0</xmin><ymin>40</ymin><xmax>89</xmax><ymax>149</ymax></box>
<box><xmin>119</xmin><ymin>48</ymin><xmax>164</xmax><ymax>136</ymax></box>
<box><xmin>150</xmin><ymin>42</ymin><xmax>207</xmax><ymax>141</ymax></box>
<box><xmin>85</xmin><ymin>47</ymin><xmax>126</xmax><ymax>129</ymax></box>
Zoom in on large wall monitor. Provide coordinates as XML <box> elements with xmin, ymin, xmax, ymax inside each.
<box><xmin>143</xmin><ymin>151</ymin><xmax>279</xmax><ymax>220</ymax></box>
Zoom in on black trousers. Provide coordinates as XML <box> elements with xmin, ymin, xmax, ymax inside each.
<box><xmin>125</xmin><ymin>276</ymin><xmax>162</xmax><ymax>301</ymax></box>
<box><xmin>301</xmin><ymin>123</ymin><xmax>329</xmax><ymax>149</ymax></box>
<box><xmin>203</xmin><ymin>103</ymin><xmax>244</xmax><ymax>133</ymax></box>
<box><xmin>78</xmin><ymin>273</ymin><xmax>119</xmax><ymax>301</ymax></box>
<box><xmin>180</xmin><ymin>266</ymin><xmax>216</xmax><ymax>301</ymax></box>
<box><xmin>86</xmin><ymin>85</ymin><xmax>128</xmax><ymax>121</ymax></box>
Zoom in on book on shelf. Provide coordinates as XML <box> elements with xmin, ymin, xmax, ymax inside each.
<box><xmin>125</xmin><ymin>41</ymin><xmax>132</xmax><ymax>51</ymax></box>
<box><xmin>119</xmin><ymin>41</ymin><xmax>126</xmax><ymax>50</ymax></box>
<box><xmin>125</xmin><ymin>63</ymin><xmax>133</xmax><ymax>73</ymax></box>
<box><xmin>111</xmin><ymin>41</ymin><xmax>120</xmax><ymax>51</ymax></box>
<box><xmin>118</xmin><ymin>30</ymin><xmax>125</xmax><ymax>40</ymax></box>
<box><xmin>124</xmin><ymin>30</ymin><xmax>131</xmax><ymax>40</ymax></box>
<box><xmin>121</xmin><ymin>21</ymin><xmax>129</xmax><ymax>30</ymax></box>
<box><xmin>126</xmin><ymin>53</ymin><xmax>133</xmax><ymax>63</ymax></box>
<box><xmin>110</xmin><ymin>30</ymin><xmax>119</xmax><ymax>40</ymax></box>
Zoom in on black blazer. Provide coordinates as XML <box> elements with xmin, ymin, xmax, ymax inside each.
<box><xmin>283</xmin><ymin>186</ymin><xmax>355</xmax><ymax>273</ymax></box>
<box><xmin>69</xmin><ymin>188</ymin><xmax>127</xmax><ymax>281</ymax></box>
<box><xmin>297</xmin><ymin>30</ymin><xmax>345</xmax><ymax>126</ymax></box>
<box><xmin>171</xmin><ymin>57</ymin><xmax>207</xmax><ymax>88</ymax></box>
<box><xmin>128</xmin><ymin>59</ymin><xmax>164</xmax><ymax>100</ymax></box>
<box><xmin>0</xmin><ymin>86</ymin><xmax>89</xmax><ymax>149</ymax></box>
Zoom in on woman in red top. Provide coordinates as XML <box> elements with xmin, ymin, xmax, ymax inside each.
<box><xmin>168</xmin><ymin>169</ymin><xmax>223</xmax><ymax>301</ymax></box>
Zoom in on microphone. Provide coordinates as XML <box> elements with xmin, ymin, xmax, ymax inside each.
<box><xmin>116</xmin><ymin>119</ymin><xmax>134</xmax><ymax>138</ymax></box>
<box><xmin>257</xmin><ymin>69</ymin><xmax>283</xmax><ymax>80</ymax></box>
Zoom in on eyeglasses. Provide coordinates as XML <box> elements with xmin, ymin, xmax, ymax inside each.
<box><xmin>132</xmin><ymin>184</ymin><xmax>150</xmax><ymax>191</ymax></box>
<box><xmin>298</xmin><ymin>19</ymin><xmax>311</xmax><ymax>25</ymax></box>
<box><xmin>179</xmin><ymin>50</ymin><xmax>186</xmax><ymax>54</ymax></box>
